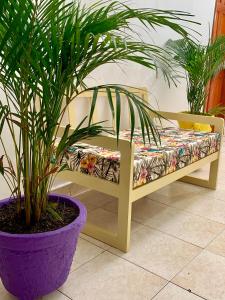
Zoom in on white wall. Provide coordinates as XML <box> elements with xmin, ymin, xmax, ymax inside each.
<box><xmin>0</xmin><ymin>88</ymin><xmax>14</xmax><ymax>198</ymax></box>
<box><xmin>0</xmin><ymin>0</ymin><xmax>216</xmax><ymax>198</ymax></box>
<box><xmin>84</xmin><ymin>0</ymin><xmax>216</xmax><ymax>112</ymax></box>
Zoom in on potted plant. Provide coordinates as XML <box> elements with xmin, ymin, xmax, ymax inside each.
<box><xmin>0</xmin><ymin>0</ymin><xmax>194</xmax><ymax>299</ymax></box>
<box><xmin>165</xmin><ymin>36</ymin><xmax>225</xmax><ymax>131</ymax></box>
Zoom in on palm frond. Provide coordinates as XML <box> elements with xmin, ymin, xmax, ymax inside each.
<box><xmin>0</xmin><ymin>0</ymin><xmax>197</xmax><ymax>225</ymax></box>
<box><xmin>165</xmin><ymin>36</ymin><xmax>225</xmax><ymax>114</ymax></box>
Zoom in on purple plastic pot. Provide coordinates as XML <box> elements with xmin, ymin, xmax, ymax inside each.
<box><xmin>0</xmin><ymin>193</ymin><xmax>87</xmax><ymax>300</ymax></box>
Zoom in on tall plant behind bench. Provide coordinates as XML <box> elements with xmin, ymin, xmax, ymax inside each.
<box><xmin>165</xmin><ymin>37</ymin><xmax>225</xmax><ymax>115</ymax></box>
<box><xmin>0</xmin><ymin>0</ymin><xmax>197</xmax><ymax>226</ymax></box>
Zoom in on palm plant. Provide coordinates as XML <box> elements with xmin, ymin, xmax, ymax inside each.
<box><xmin>165</xmin><ymin>36</ymin><xmax>225</xmax><ymax>114</ymax></box>
<box><xmin>0</xmin><ymin>0</ymin><xmax>195</xmax><ymax>227</ymax></box>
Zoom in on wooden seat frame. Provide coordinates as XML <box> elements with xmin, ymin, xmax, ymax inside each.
<box><xmin>57</xmin><ymin>89</ymin><xmax>224</xmax><ymax>252</ymax></box>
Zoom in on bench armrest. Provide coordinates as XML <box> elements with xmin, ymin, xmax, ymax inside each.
<box><xmin>151</xmin><ymin>111</ymin><xmax>224</xmax><ymax>134</ymax></box>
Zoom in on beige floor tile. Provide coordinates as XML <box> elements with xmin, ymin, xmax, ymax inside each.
<box><xmin>218</xmin><ymin>176</ymin><xmax>225</xmax><ymax>186</ymax></box>
<box><xmin>207</xmin><ymin>229</ymin><xmax>225</xmax><ymax>257</ymax></box>
<box><xmin>134</xmin><ymin>198</ymin><xmax>224</xmax><ymax>248</ymax></box>
<box><xmin>41</xmin><ymin>291</ymin><xmax>70</xmax><ymax>299</ymax></box>
<box><xmin>0</xmin><ymin>285</ymin><xmax>16</xmax><ymax>300</ymax></box>
<box><xmin>0</xmin><ymin>282</ymin><xmax>69</xmax><ymax>300</ymax></box>
<box><xmin>52</xmin><ymin>185</ymin><xmax>71</xmax><ymax>195</ymax></box>
<box><xmin>147</xmin><ymin>181</ymin><xmax>202</xmax><ymax>201</ymax></box>
<box><xmin>217</xmin><ymin>180</ymin><xmax>225</xmax><ymax>189</ymax></box>
<box><xmin>87</xmin><ymin>208</ymin><xmax>143</xmax><ymax>234</ymax></box>
<box><xmin>80</xmin><ymin>233</ymin><xmax>110</xmax><ymax>250</ymax></box>
<box><xmin>76</xmin><ymin>190</ymin><xmax>116</xmax><ymax>212</ymax></box>
<box><xmin>150</xmin><ymin>187</ymin><xmax>225</xmax><ymax>224</ymax></box>
<box><xmin>52</xmin><ymin>183</ymin><xmax>95</xmax><ymax>211</ymax></box>
<box><xmin>70</xmin><ymin>238</ymin><xmax>104</xmax><ymax>271</ymax></box>
<box><xmin>80</xmin><ymin>233</ymin><xmax>111</xmax><ymax>250</ymax></box>
<box><xmin>108</xmin><ymin>226</ymin><xmax>200</xmax><ymax>280</ymax></box>
<box><xmin>148</xmin><ymin>185</ymin><xmax>199</xmax><ymax>205</ymax></box>
<box><xmin>60</xmin><ymin>251</ymin><xmax>167</xmax><ymax>300</ymax></box>
<box><xmin>102</xmin><ymin>199</ymin><xmax>118</xmax><ymax>213</ymax></box>
<box><xmin>147</xmin><ymin>171</ymin><xmax>225</xmax><ymax>203</ymax></box>
<box><xmin>189</xmin><ymin>165</ymin><xmax>210</xmax><ymax>180</ymax></box>
<box><xmin>153</xmin><ymin>283</ymin><xmax>202</xmax><ymax>300</ymax></box>
<box><xmin>206</xmin><ymin>188</ymin><xmax>225</xmax><ymax>202</ymax></box>
<box><xmin>173</xmin><ymin>250</ymin><xmax>225</xmax><ymax>300</ymax></box>
<box><xmin>69</xmin><ymin>183</ymin><xmax>89</xmax><ymax>196</ymax></box>
<box><xmin>104</xmin><ymin>197</ymin><xmax>224</xmax><ymax>247</ymax></box>
<box><xmin>53</xmin><ymin>185</ymin><xmax>99</xmax><ymax>212</ymax></box>
<box><xmin>74</xmin><ymin>196</ymin><xmax>97</xmax><ymax>212</ymax></box>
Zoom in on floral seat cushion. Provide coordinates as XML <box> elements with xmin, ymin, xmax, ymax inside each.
<box><xmin>62</xmin><ymin>127</ymin><xmax>221</xmax><ymax>188</ymax></box>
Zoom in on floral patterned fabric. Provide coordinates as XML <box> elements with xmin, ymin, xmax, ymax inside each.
<box><xmin>61</xmin><ymin>128</ymin><xmax>221</xmax><ymax>188</ymax></box>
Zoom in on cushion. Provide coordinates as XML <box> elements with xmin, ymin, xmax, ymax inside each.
<box><xmin>61</xmin><ymin>127</ymin><xmax>221</xmax><ymax>188</ymax></box>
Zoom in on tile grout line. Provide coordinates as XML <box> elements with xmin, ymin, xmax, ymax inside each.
<box><xmin>93</xmin><ymin>205</ymin><xmax>208</xmax><ymax>249</ymax></box>
<box><xmin>105</xmin><ymin>248</ymin><xmax>168</xmax><ymax>283</ymax></box>
<box><xmin>102</xmin><ymin>192</ymin><xmax>225</xmax><ymax>232</ymax></box>
<box><xmin>106</xmin><ymin>245</ymin><xmax>202</xmax><ymax>289</ymax></box>
<box><xmin>149</xmin><ymin>281</ymin><xmax>206</xmax><ymax>300</ymax></box>
<box><xmin>149</xmin><ymin>251</ymin><xmax>208</xmax><ymax>300</ymax></box>
<box><xmin>82</xmin><ymin>206</ymin><xmax>207</xmax><ymax>263</ymax></box>
<box><xmin>56</xmin><ymin>246</ymin><xmax>205</xmax><ymax>300</ymax></box>
<box><xmin>56</xmin><ymin>290</ymin><xmax>73</xmax><ymax>300</ymax></box>
<box><xmin>141</xmin><ymin>221</ymin><xmax>225</xmax><ymax>250</ymax></box>
<box><xmin>69</xmin><ymin>182</ymin><xmax>225</xmax><ymax>227</ymax></box>
<box><xmin>104</xmin><ymin>225</ymin><xmax>205</xmax><ymax>297</ymax></box>
<box><xmin>79</xmin><ymin>234</ymin><xmax>111</xmax><ymax>251</ymax></box>
<box><xmin>79</xmin><ymin>223</ymin><xmax>217</xmax><ymax>300</ymax></box>
<box><xmin>84</xmin><ymin>219</ymin><xmax>204</xmax><ymax>274</ymax></box>
<box><xmin>70</xmin><ymin>250</ymin><xmax>106</xmax><ymax>274</ymax></box>
<box><xmin>89</xmin><ymin>200</ymin><xmax>225</xmax><ymax>249</ymax></box>
<box><xmin>78</xmin><ymin>206</ymin><xmax>225</xmax><ymax>299</ymax></box>
<box><xmin>203</xmin><ymin>224</ymin><xmax>225</xmax><ymax>250</ymax></box>
<box><xmin>57</xmin><ymin>157</ymin><xmax>225</xmax><ymax>299</ymax></box>
<box><xmin>150</xmin><ymin>281</ymin><xmax>170</xmax><ymax>300</ymax></box>
<box><xmin>169</xmin><ymin>282</ymin><xmax>207</xmax><ymax>300</ymax></box>
<box><xmin>136</xmin><ymin>223</ymin><xmax>205</xmax><ymax>249</ymax></box>
<box><xmin>148</xmin><ymin>195</ymin><xmax>225</xmax><ymax>226</ymax></box>
<box><xmin>204</xmin><ymin>247</ymin><xmax>225</xmax><ymax>259</ymax></box>
<box><xmin>56</xmin><ymin>251</ymin><xmax>107</xmax><ymax>299</ymax></box>
<box><xmin>69</xmin><ymin>188</ymin><xmax>91</xmax><ymax>197</ymax></box>
<box><xmin>169</xmin><ymin>247</ymin><xmax>205</xmax><ymax>291</ymax></box>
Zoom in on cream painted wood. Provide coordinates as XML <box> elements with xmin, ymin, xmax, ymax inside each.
<box><xmin>151</xmin><ymin>111</ymin><xmax>224</xmax><ymax>190</ymax></box>
<box><xmin>67</xmin><ymin>87</ymin><xmax>148</xmax><ymax>130</ymax></box>
<box><xmin>131</xmin><ymin>152</ymin><xmax>219</xmax><ymax>202</ymax></box>
<box><xmin>57</xmin><ymin>93</ymin><xmax>224</xmax><ymax>252</ymax></box>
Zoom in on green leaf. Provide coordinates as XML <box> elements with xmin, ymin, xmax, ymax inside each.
<box><xmin>56</xmin><ymin>124</ymin><xmax>71</xmax><ymax>158</ymax></box>
<box><xmin>88</xmin><ymin>87</ymin><xmax>98</xmax><ymax>126</ymax></box>
<box><xmin>46</xmin><ymin>205</ymin><xmax>63</xmax><ymax>222</ymax></box>
<box><xmin>127</xmin><ymin>95</ymin><xmax>135</xmax><ymax>143</ymax></box>
<box><xmin>106</xmin><ymin>87</ymin><xmax>115</xmax><ymax>120</ymax></box>
<box><xmin>0</xmin><ymin>0</ymin><xmax>198</xmax><ymax>226</ymax></box>
<box><xmin>165</xmin><ymin>36</ymin><xmax>225</xmax><ymax>113</ymax></box>
<box><xmin>115</xmin><ymin>88</ymin><xmax>121</xmax><ymax>141</ymax></box>
<box><xmin>0</xmin><ymin>155</ymin><xmax>4</xmax><ymax>175</ymax></box>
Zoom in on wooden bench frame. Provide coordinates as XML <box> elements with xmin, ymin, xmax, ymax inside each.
<box><xmin>57</xmin><ymin>91</ymin><xmax>224</xmax><ymax>252</ymax></box>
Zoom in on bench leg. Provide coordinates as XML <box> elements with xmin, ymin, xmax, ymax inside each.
<box><xmin>81</xmin><ymin>193</ymin><xmax>132</xmax><ymax>252</ymax></box>
<box><xmin>180</xmin><ymin>159</ymin><xmax>219</xmax><ymax>190</ymax></box>
<box><xmin>117</xmin><ymin>194</ymin><xmax>132</xmax><ymax>252</ymax></box>
<box><xmin>208</xmin><ymin>159</ymin><xmax>219</xmax><ymax>189</ymax></box>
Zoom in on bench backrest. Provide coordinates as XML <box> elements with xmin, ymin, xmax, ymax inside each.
<box><xmin>65</xmin><ymin>87</ymin><xmax>149</xmax><ymax>130</ymax></box>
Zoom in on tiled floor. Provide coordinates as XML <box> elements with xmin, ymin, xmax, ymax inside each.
<box><xmin>1</xmin><ymin>148</ymin><xmax>225</xmax><ymax>299</ymax></box>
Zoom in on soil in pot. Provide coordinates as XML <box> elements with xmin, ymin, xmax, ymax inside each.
<box><xmin>0</xmin><ymin>200</ymin><xmax>80</xmax><ymax>234</ymax></box>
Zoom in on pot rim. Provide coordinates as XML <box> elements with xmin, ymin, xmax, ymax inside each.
<box><xmin>0</xmin><ymin>193</ymin><xmax>87</xmax><ymax>239</ymax></box>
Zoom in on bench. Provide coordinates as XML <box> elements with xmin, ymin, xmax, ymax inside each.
<box><xmin>57</xmin><ymin>89</ymin><xmax>224</xmax><ymax>252</ymax></box>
